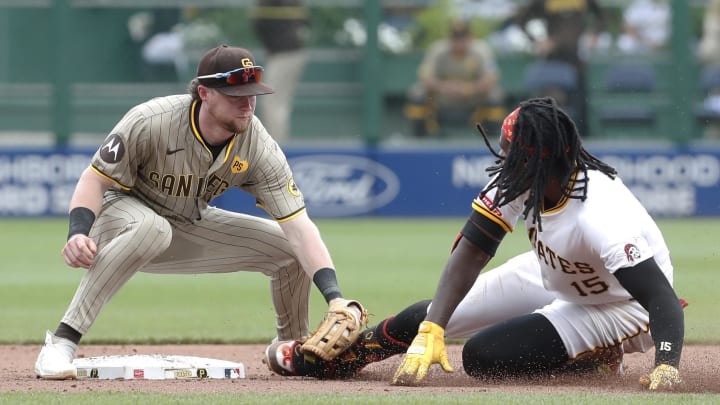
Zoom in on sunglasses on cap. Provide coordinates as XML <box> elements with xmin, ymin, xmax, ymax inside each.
<box><xmin>197</xmin><ymin>66</ymin><xmax>264</xmax><ymax>86</ymax></box>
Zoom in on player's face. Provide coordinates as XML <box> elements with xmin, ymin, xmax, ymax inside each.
<box><xmin>202</xmin><ymin>87</ymin><xmax>257</xmax><ymax>133</ymax></box>
<box><xmin>497</xmin><ymin>132</ymin><xmax>535</xmax><ymax>193</ymax></box>
<box><xmin>499</xmin><ymin>134</ymin><xmax>511</xmax><ymax>156</ymax></box>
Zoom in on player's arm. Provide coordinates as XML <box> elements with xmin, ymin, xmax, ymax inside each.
<box><xmin>277</xmin><ymin>212</ymin><xmax>344</xmax><ymax>302</ymax></box>
<box><xmin>62</xmin><ymin>167</ymin><xmax>113</xmax><ymax>269</ymax></box>
<box><xmin>614</xmin><ymin>258</ymin><xmax>684</xmax><ymax>389</ymax></box>
<box><xmin>426</xmin><ymin>210</ymin><xmax>507</xmax><ymax>327</ymax></box>
<box><xmin>614</xmin><ymin>258</ymin><xmax>684</xmax><ymax>367</ymax></box>
<box><xmin>70</xmin><ymin>167</ymin><xmax>114</xmax><ymax>215</ymax></box>
<box><xmin>279</xmin><ymin>212</ymin><xmax>367</xmax><ymax>359</ymax></box>
<box><xmin>393</xmin><ymin>210</ymin><xmax>507</xmax><ymax>385</ymax></box>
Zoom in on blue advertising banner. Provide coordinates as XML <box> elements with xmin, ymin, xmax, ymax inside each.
<box><xmin>1</xmin><ymin>146</ymin><xmax>719</xmax><ymax>217</ymax></box>
<box><xmin>0</xmin><ymin>150</ymin><xmax>90</xmax><ymax>216</ymax></box>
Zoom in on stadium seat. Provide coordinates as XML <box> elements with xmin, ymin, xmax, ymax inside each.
<box><xmin>598</xmin><ymin>63</ymin><xmax>657</xmax><ymax>127</ymax></box>
<box><xmin>524</xmin><ymin>60</ymin><xmax>579</xmax><ymax>92</ymax></box>
<box><xmin>695</xmin><ymin>65</ymin><xmax>720</xmax><ymax>126</ymax></box>
<box><xmin>587</xmin><ymin>62</ymin><xmax>671</xmax><ymax>138</ymax></box>
<box><xmin>523</xmin><ymin>61</ymin><xmax>579</xmax><ymax>120</ymax></box>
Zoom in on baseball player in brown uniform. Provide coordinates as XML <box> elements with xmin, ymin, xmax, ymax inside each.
<box><xmin>34</xmin><ymin>44</ymin><xmax>364</xmax><ymax>379</ymax></box>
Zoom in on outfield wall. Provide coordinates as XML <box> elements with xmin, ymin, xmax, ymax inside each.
<box><xmin>1</xmin><ymin>145</ymin><xmax>719</xmax><ymax>218</ymax></box>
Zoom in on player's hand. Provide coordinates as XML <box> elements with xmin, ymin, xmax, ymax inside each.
<box><xmin>62</xmin><ymin>234</ymin><xmax>97</xmax><ymax>269</ymax></box>
<box><xmin>392</xmin><ymin>321</ymin><xmax>453</xmax><ymax>386</ymax></box>
<box><xmin>639</xmin><ymin>364</ymin><xmax>681</xmax><ymax>390</ymax></box>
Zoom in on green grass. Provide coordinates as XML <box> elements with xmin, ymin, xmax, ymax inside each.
<box><xmin>0</xmin><ymin>217</ymin><xmax>717</xmax><ymax>345</ymax></box>
<box><xmin>1</xmin><ymin>217</ymin><xmax>718</xmax><ymax>403</ymax></box>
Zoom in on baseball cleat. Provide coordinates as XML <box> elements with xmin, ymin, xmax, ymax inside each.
<box><xmin>34</xmin><ymin>330</ymin><xmax>78</xmax><ymax>380</ymax></box>
<box><xmin>596</xmin><ymin>344</ymin><xmax>624</xmax><ymax>375</ymax></box>
<box><xmin>263</xmin><ymin>320</ymin><xmax>409</xmax><ymax>379</ymax></box>
<box><xmin>568</xmin><ymin>343</ymin><xmax>624</xmax><ymax>376</ymax></box>
<box><xmin>263</xmin><ymin>340</ymin><xmax>301</xmax><ymax>376</ymax></box>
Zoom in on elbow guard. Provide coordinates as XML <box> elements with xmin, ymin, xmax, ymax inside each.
<box><xmin>460</xmin><ymin>210</ymin><xmax>506</xmax><ymax>256</ymax></box>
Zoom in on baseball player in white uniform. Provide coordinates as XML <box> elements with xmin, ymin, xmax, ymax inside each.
<box><xmin>263</xmin><ymin>97</ymin><xmax>685</xmax><ymax>391</ymax></box>
<box><xmin>34</xmin><ymin>44</ymin><xmax>364</xmax><ymax>379</ymax></box>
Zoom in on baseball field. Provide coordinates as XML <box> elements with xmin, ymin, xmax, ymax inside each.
<box><xmin>0</xmin><ymin>217</ymin><xmax>718</xmax><ymax>404</ymax></box>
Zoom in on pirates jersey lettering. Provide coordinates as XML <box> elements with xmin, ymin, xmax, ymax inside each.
<box><xmin>472</xmin><ymin>171</ymin><xmax>673</xmax><ymax>304</ymax></box>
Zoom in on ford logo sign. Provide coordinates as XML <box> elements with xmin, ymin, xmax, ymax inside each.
<box><xmin>289</xmin><ymin>155</ymin><xmax>400</xmax><ymax>216</ymax></box>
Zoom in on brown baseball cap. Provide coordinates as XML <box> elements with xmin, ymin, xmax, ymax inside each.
<box><xmin>196</xmin><ymin>45</ymin><xmax>274</xmax><ymax>96</ymax></box>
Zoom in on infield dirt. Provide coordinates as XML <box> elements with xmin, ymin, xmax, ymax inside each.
<box><xmin>1</xmin><ymin>344</ymin><xmax>717</xmax><ymax>394</ymax></box>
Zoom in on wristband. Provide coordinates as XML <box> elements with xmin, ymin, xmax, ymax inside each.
<box><xmin>313</xmin><ymin>267</ymin><xmax>342</xmax><ymax>303</ymax></box>
<box><xmin>68</xmin><ymin>207</ymin><xmax>96</xmax><ymax>240</ymax></box>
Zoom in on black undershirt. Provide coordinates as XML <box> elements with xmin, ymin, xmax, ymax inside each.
<box><xmin>207</xmin><ymin>140</ymin><xmax>230</xmax><ymax>160</ymax></box>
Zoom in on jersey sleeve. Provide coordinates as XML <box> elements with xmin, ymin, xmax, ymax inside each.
<box><xmin>470</xmin><ymin>179</ymin><xmax>523</xmax><ymax>233</ymax></box>
<box><xmin>583</xmin><ymin>212</ymin><xmax>655</xmax><ymax>273</ymax></box>
<box><xmin>90</xmin><ymin>106</ymin><xmax>149</xmax><ymax>189</ymax></box>
<box><xmin>241</xmin><ymin>120</ymin><xmax>306</xmax><ymax>221</ymax></box>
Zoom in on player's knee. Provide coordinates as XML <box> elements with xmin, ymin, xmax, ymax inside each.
<box><xmin>126</xmin><ymin>217</ymin><xmax>172</xmax><ymax>255</ymax></box>
<box><xmin>136</xmin><ymin>216</ymin><xmax>170</xmax><ymax>238</ymax></box>
<box><xmin>461</xmin><ymin>333</ymin><xmax>526</xmax><ymax>379</ymax></box>
<box><xmin>462</xmin><ymin>331</ymin><xmax>562</xmax><ymax>379</ymax></box>
<box><xmin>462</xmin><ymin>336</ymin><xmax>500</xmax><ymax>379</ymax></box>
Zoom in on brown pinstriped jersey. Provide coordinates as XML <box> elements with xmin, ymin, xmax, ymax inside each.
<box><xmin>91</xmin><ymin>94</ymin><xmax>305</xmax><ymax>223</ymax></box>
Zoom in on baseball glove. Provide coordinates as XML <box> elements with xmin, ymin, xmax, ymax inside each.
<box><xmin>300</xmin><ymin>299</ymin><xmax>368</xmax><ymax>361</ymax></box>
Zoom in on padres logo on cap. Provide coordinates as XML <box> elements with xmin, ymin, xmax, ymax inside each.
<box><xmin>241</xmin><ymin>58</ymin><xmax>253</xmax><ymax>67</ymax></box>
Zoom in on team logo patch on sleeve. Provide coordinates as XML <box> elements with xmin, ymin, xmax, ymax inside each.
<box><xmin>624</xmin><ymin>244</ymin><xmax>642</xmax><ymax>263</ymax></box>
<box><xmin>99</xmin><ymin>134</ymin><xmax>125</xmax><ymax>163</ymax></box>
<box><xmin>287</xmin><ymin>178</ymin><xmax>302</xmax><ymax>197</ymax></box>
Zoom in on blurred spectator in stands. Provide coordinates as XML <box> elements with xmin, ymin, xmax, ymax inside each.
<box><xmin>698</xmin><ymin>0</ymin><xmax>720</xmax><ymax>139</ymax></box>
<box><xmin>699</xmin><ymin>0</ymin><xmax>720</xmax><ymax>66</ymax></box>
<box><xmin>405</xmin><ymin>19</ymin><xmax>505</xmax><ymax>138</ymax></box>
<box><xmin>252</xmin><ymin>0</ymin><xmax>310</xmax><ymax>144</ymax></box>
<box><xmin>616</xmin><ymin>0</ymin><xmax>670</xmax><ymax>54</ymax></box>
<box><xmin>128</xmin><ymin>8</ymin><xmax>222</xmax><ymax>82</ymax></box>
<box><xmin>512</xmin><ymin>0</ymin><xmax>608</xmax><ymax>137</ymax></box>
<box><xmin>128</xmin><ymin>9</ymin><xmax>184</xmax><ymax>81</ymax></box>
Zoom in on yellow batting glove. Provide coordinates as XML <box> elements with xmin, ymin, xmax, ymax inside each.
<box><xmin>392</xmin><ymin>321</ymin><xmax>453</xmax><ymax>386</ymax></box>
<box><xmin>639</xmin><ymin>364</ymin><xmax>681</xmax><ymax>390</ymax></box>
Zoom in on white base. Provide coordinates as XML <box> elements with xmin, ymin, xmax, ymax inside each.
<box><xmin>72</xmin><ymin>354</ymin><xmax>245</xmax><ymax>380</ymax></box>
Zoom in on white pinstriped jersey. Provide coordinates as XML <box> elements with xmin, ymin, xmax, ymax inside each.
<box><xmin>472</xmin><ymin>170</ymin><xmax>673</xmax><ymax>305</ymax></box>
<box><xmin>90</xmin><ymin>94</ymin><xmax>305</xmax><ymax>223</ymax></box>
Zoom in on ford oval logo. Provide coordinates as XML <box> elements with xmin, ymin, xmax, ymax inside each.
<box><xmin>289</xmin><ymin>155</ymin><xmax>400</xmax><ymax>216</ymax></box>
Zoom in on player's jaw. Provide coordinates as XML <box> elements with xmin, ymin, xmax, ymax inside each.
<box><xmin>207</xmin><ymin>92</ymin><xmax>257</xmax><ymax>134</ymax></box>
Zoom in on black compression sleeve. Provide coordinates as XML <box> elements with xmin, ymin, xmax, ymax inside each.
<box><xmin>614</xmin><ymin>258</ymin><xmax>684</xmax><ymax>367</ymax></box>
<box><xmin>313</xmin><ymin>267</ymin><xmax>342</xmax><ymax>303</ymax></box>
<box><xmin>67</xmin><ymin>207</ymin><xmax>96</xmax><ymax>240</ymax></box>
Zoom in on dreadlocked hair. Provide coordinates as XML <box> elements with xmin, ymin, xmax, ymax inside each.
<box><xmin>477</xmin><ymin>97</ymin><xmax>617</xmax><ymax>230</ymax></box>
